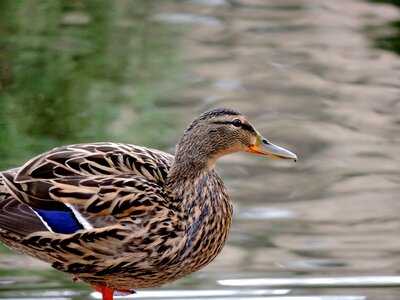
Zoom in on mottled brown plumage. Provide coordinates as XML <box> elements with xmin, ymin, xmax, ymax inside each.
<box><xmin>0</xmin><ymin>108</ymin><xmax>297</xmax><ymax>299</ymax></box>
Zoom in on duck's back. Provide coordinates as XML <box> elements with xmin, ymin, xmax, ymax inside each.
<box><xmin>13</xmin><ymin>142</ymin><xmax>174</xmax><ymax>184</ymax></box>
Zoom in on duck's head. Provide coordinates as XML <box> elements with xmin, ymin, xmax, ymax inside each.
<box><xmin>174</xmin><ymin>108</ymin><xmax>297</xmax><ymax>173</ymax></box>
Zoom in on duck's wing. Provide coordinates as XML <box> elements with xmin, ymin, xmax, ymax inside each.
<box><xmin>0</xmin><ymin>143</ymin><xmax>176</xmax><ymax>236</ymax></box>
<box><xmin>0</xmin><ymin>144</ymin><xmax>182</xmax><ymax>279</ymax></box>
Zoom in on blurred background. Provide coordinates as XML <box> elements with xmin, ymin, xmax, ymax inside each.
<box><xmin>0</xmin><ymin>0</ymin><xmax>399</xmax><ymax>299</ymax></box>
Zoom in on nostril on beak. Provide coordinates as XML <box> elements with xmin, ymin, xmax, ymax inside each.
<box><xmin>262</xmin><ymin>139</ymin><xmax>270</xmax><ymax>145</ymax></box>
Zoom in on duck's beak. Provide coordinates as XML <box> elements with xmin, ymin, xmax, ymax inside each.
<box><xmin>246</xmin><ymin>133</ymin><xmax>297</xmax><ymax>162</ymax></box>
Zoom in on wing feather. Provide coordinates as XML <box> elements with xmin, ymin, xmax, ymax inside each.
<box><xmin>0</xmin><ymin>193</ymin><xmax>50</xmax><ymax>236</ymax></box>
<box><xmin>14</xmin><ymin>142</ymin><xmax>173</xmax><ymax>184</ymax></box>
<box><xmin>0</xmin><ymin>142</ymin><xmax>183</xmax><ymax>277</ymax></box>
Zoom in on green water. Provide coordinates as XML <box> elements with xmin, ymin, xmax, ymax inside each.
<box><xmin>1</xmin><ymin>0</ymin><xmax>400</xmax><ymax>299</ymax></box>
<box><xmin>0</xmin><ymin>0</ymin><xmax>184</xmax><ymax>170</ymax></box>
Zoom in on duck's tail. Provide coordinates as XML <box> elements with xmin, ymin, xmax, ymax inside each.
<box><xmin>0</xmin><ymin>170</ymin><xmax>49</xmax><ymax>237</ymax></box>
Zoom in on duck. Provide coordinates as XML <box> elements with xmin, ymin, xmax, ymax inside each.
<box><xmin>0</xmin><ymin>108</ymin><xmax>297</xmax><ymax>300</ymax></box>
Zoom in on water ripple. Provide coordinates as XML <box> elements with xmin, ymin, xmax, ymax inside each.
<box><xmin>91</xmin><ymin>288</ymin><xmax>289</xmax><ymax>299</ymax></box>
<box><xmin>218</xmin><ymin>276</ymin><xmax>400</xmax><ymax>288</ymax></box>
<box><xmin>153</xmin><ymin>13</ymin><xmax>221</xmax><ymax>25</ymax></box>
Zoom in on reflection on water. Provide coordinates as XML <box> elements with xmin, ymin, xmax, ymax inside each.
<box><xmin>0</xmin><ymin>0</ymin><xmax>400</xmax><ymax>299</ymax></box>
<box><xmin>92</xmin><ymin>289</ymin><xmax>289</xmax><ymax>299</ymax></box>
<box><xmin>368</xmin><ymin>0</ymin><xmax>400</xmax><ymax>55</ymax></box>
<box><xmin>218</xmin><ymin>276</ymin><xmax>400</xmax><ymax>288</ymax></box>
<box><xmin>238</xmin><ymin>207</ymin><xmax>298</xmax><ymax>219</ymax></box>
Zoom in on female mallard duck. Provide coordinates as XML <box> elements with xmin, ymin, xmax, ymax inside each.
<box><xmin>0</xmin><ymin>108</ymin><xmax>296</xmax><ymax>300</ymax></box>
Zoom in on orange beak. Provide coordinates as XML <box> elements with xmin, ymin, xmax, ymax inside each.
<box><xmin>246</xmin><ymin>133</ymin><xmax>297</xmax><ymax>161</ymax></box>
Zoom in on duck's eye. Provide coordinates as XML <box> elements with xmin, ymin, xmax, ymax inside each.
<box><xmin>232</xmin><ymin>119</ymin><xmax>242</xmax><ymax>127</ymax></box>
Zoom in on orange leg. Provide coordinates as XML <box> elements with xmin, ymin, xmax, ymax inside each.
<box><xmin>94</xmin><ymin>285</ymin><xmax>114</xmax><ymax>300</ymax></box>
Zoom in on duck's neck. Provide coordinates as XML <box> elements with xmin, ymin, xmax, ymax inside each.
<box><xmin>166</xmin><ymin>155</ymin><xmax>211</xmax><ymax>208</ymax></box>
<box><xmin>167</xmin><ymin>129</ymin><xmax>218</xmax><ymax>182</ymax></box>
<box><xmin>167</xmin><ymin>157</ymin><xmax>208</xmax><ymax>183</ymax></box>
